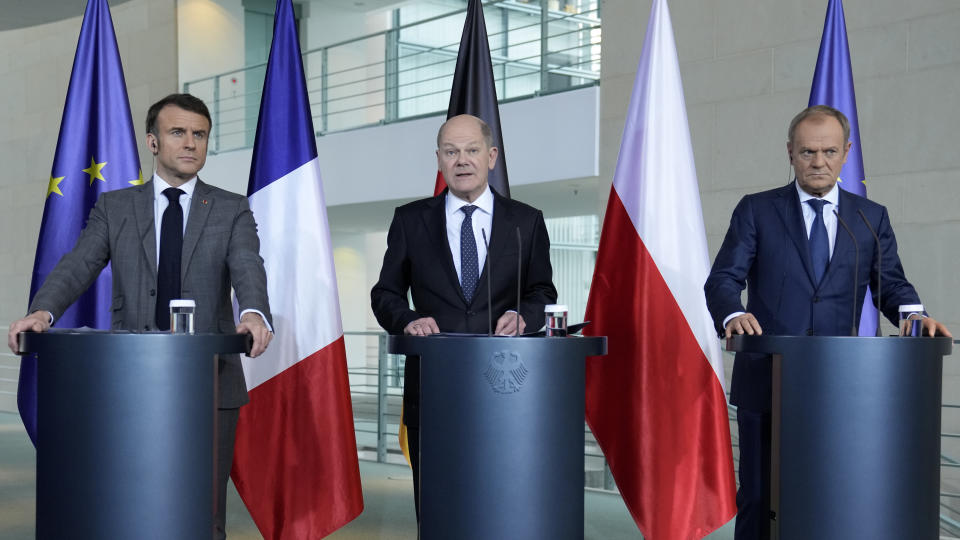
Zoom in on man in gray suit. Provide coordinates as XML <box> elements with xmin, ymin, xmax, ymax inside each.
<box><xmin>7</xmin><ymin>94</ymin><xmax>272</xmax><ymax>539</ymax></box>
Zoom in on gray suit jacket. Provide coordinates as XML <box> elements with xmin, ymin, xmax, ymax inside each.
<box><xmin>29</xmin><ymin>179</ymin><xmax>272</xmax><ymax>408</ymax></box>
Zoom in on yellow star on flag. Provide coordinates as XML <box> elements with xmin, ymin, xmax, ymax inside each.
<box><xmin>129</xmin><ymin>169</ymin><xmax>144</xmax><ymax>186</ymax></box>
<box><xmin>83</xmin><ymin>157</ymin><xmax>107</xmax><ymax>186</ymax></box>
<box><xmin>47</xmin><ymin>175</ymin><xmax>65</xmax><ymax>198</ymax></box>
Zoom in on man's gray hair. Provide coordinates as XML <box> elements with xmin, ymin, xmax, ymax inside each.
<box><xmin>788</xmin><ymin>105</ymin><xmax>851</xmax><ymax>144</ymax></box>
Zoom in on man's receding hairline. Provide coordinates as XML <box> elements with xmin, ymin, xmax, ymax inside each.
<box><xmin>437</xmin><ymin>115</ymin><xmax>493</xmax><ymax>149</ymax></box>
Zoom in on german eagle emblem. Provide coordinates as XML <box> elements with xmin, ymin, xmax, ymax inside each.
<box><xmin>483</xmin><ymin>351</ymin><xmax>528</xmax><ymax>394</ymax></box>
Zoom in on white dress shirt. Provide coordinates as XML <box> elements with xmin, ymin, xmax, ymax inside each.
<box><xmin>445</xmin><ymin>185</ymin><xmax>494</xmax><ymax>282</ymax></box>
<box><xmin>795</xmin><ymin>179</ymin><xmax>839</xmax><ymax>259</ymax></box>
<box><xmin>153</xmin><ymin>173</ymin><xmax>196</xmax><ymax>263</ymax></box>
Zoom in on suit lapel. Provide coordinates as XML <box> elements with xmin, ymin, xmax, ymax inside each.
<box><xmin>135</xmin><ymin>181</ymin><xmax>158</xmax><ymax>278</ymax></box>
<box><xmin>182</xmin><ymin>179</ymin><xmax>213</xmax><ymax>278</ymax></box>
<box><xmin>480</xmin><ymin>193</ymin><xmax>513</xmax><ymax>304</ymax></box>
<box><xmin>422</xmin><ymin>192</ymin><xmax>465</xmax><ymax>304</ymax></box>
<box><xmin>774</xmin><ymin>183</ymin><xmax>817</xmax><ymax>286</ymax></box>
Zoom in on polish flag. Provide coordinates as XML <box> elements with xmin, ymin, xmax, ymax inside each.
<box><xmin>230</xmin><ymin>0</ymin><xmax>363</xmax><ymax>538</ymax></box>
<box><xmin>583</xmin><ymin>0</ymin><xmax>736</xmax><ymax>537</ymax></box>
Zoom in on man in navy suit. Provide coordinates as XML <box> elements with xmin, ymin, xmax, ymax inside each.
<box><xmin>704</xmin><ymin>105</ymin><xmax>950</xmax><ymax>540</ymax></box>
<box><xmin>371</xmin><ymin>114</ymin><xmax>557</xmax><ymax>519</ymax></box>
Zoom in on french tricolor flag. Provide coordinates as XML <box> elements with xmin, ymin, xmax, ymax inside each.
<box><xmin>231</xmin><ymin>0</ymin><xmax>363</xmax><ymax>537</ymax></box>
<box><xmin>584</xmin><ymin>0</ymin><xmax>736</xmax><ymax>537</ymax></box>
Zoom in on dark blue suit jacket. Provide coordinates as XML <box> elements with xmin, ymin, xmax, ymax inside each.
<box><xmin>704</xmin><ymin>182</ymin><xmax>920</xmax><ymax>411</ymax></box>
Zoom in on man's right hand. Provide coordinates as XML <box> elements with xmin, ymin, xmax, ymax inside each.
<box><xmin>724</xmin><ymin>313</ymin><xmax>763</xmax><ymax>338</ymax></box>
<box><xmin>7</xmin><ymin>311</ymin><xmax>53</xmax><ymax>354</ymax></box>
<box><xmin>404</xmin><ymin>317</ymin><xmax>440</xmax><ymax>336</ymax></box>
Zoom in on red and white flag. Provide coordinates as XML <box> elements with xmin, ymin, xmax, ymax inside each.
<box><xmin>584</xmin><ymin>0</ymin><xmax>736</xmax><ymax>537</ymax></box>
<box><xmin>231</xmin><ymin>0</ymin><xmax>363</xmax><ymax>538</ymax></box>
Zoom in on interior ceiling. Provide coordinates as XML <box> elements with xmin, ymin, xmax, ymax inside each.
<box><xmin>0</xmin><ymin>0</ymin><xmax>134</xmax><ymax>31</ymax></box>
<box><xmin>0</xmin><ymin>0</ymin><xmax>401</xmax><ymax>32</ymax></box>
<box><xmin>317</xmin><ymin>0</ymin><xmax>400</xmax><ymax>12</ymax></box>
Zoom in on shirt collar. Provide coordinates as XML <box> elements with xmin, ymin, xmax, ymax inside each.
<box><xmin>795</xmin><ymin>179</ymin><xmax>839</xmax><ymax>208</ymax></box>
<box><xmin>153</xmin><ymin>173</ymin><xmax>197</xmax><ymax>199</ymax></box>
<box><xmin>445</xmin><ymin>184</ymin><xmax>494</xmax><ymax>218</ymax></box>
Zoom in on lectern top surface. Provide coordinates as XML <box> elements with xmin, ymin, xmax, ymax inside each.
<box><xmin>18</xmin><ymin>330</ymin><xmax>250</xmax><ymax>356</ymax></box>
<box><xmin>387</xmin><ymin>333</ymin><xmax>607</xmax><ymax>357</ymax></box>
<box><xmin>726</xmin><ymin>334</ymin><xmax>952</xmax><ymax>357</ymax></box>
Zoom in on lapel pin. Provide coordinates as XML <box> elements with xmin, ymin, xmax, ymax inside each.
<box><xmin>202</xmin><ymin>199</ymin><xmax>208</xmax><ymax>205</ymax></box>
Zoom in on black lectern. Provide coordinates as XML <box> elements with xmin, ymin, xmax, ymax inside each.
<box><xmin>389</xmin><ymin>335</ymin><xmax>606</xmax><ymax>540</ymax></box>
<box><xmin>19</xmin><ymin>330</ymin><xmax>249</xmax><ymax>540</ymax></box>
<box><xmin>728</xmin><ymin>335</ymin><xmax>952</xmax><ymax>540</ymax></box>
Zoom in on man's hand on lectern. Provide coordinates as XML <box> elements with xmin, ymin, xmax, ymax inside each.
<box><xmin>7</xmin><ymin>311</ymin><xmax>52</xmax><ymax>354</ymax></box>
<box><xmin>404</xmin><ymin>317</ymin><xmax>439</xmax><ymax>336</ymax></box>
<box><xmin>236</xmin><ymin>312</ymin><xmax>272</xmax><ymax>358</ymax></box>
<box><xmin>724</xmin><ymin>313</ymin><xmax>763</xmax><ymax>338</ymax></box>
<box><xmin>901</xmin><ymin>316</ymin><xmax>953</xmax><ymax>338</ymax></box>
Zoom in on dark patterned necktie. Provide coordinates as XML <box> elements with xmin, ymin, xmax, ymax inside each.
<box><xmin>460</xmin><ymin>205</ymin><xmax>479</xmax><ymax>302</ymax></box>
<box><xmin>156</xmin><ymin>187</ymin><xmax>184</xmax><ymax>329</ymax></box>
<box><xmin>807</xmin><ymin>198</ymin><xmax>829</xmax><ymax>284</ymax></box>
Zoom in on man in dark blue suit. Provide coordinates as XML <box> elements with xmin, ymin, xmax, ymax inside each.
<box><xmin>704</xmin><ymin>105</ymin><xmax>950</xmax><ymax>540</ymax></box>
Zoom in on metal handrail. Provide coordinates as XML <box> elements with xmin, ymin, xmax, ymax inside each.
<box><xmin>183</xmin><ymin>0</ymin><xmax>602</xmax><ymax>154</ymax></box>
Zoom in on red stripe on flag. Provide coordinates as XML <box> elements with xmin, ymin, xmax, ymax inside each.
<box><xmin>232</xmin><ymin>337</ymin><xmax>363</xmax><ymax>539</ymax></box>
<box><xmin>585</xmin><ymin>190</ymin><xmax>736</xmax><ymax>539</ymax></box>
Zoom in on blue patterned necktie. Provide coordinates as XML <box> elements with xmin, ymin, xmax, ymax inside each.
<box><xmin>460</xmin><ymin>205</ymin><xmax>479</xmax><ymax>302</ymax></box>
<box><xmin>156</xmin><ymin>187</ymin><xmax>184</xmax><ymax>329</ymax></box>
<box><xmin>807</xmin><ymin>198</ymin><xmax>829</xmax><ymax>284</ymax></box>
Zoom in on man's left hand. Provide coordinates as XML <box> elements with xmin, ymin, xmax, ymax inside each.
<box><xmin>494</xmin><ymin>312</ymin><xmax>526</xmax><ymax>336</ymax></box>
<box><xmin>901</xmin><ymin>316</ymin><xmax>953</xmax><ymax>338</ymax></box>
<box><xmin>236</xmin><ymin>312</ymin><xmax>272</xmax><ymax>357</ymax></box>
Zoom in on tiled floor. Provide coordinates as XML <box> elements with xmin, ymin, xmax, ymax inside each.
<box><xmin>0</xmin><ymin>412</ymin><xmax>734</xmax><ymax>539</ymax></box>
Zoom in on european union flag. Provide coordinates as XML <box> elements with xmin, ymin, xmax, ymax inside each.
<box><xmin>18</xmin><ymin>0</ymin><xmax>141</xmax><ymax>445</ymax></box>
<box><xmin>808</xmin><ymin>0</ymin><xmax>878</xmax><ymax>336</ymax></box>
<box><xmin>809</xmin><ymin>0</ymin><xmax>865</xmax><ymax>195</ymax></box>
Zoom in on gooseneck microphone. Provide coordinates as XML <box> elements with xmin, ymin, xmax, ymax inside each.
<box><xmin>857</xmin><ymin>209</ymin><xmax>883</xmax><ymax>336</ymax></box>
<box><xmin>515</xmin><ymin>227</ymin><xmax>522</xmax><ymax>337</ymax></box>
<box><xmin>481</xmin><ymin>228</ymin><xmax>493</xmax><ymax>337</ymax></box>
<box><xmin>835</xmin><ymin>210</ymin><xmax>859</xmax><ymax>336</ymax></box>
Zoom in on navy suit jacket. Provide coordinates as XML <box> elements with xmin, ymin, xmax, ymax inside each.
<box><xmin>370</xmin><ymin>188</ymin><xmax>557</xmax><ymax>425</ymax></box>
<box><xmin>704</xmin><ymin>182</ymin><xmax>920</xmax><ymax>411</ymax></box>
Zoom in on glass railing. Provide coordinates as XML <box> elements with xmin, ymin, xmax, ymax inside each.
<box><xmin>183</xmin><ymin>0</ymin><xmax>601</xmax><ymax>154</ymax></box>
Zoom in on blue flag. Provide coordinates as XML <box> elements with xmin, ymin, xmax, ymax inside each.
<box><xmin>18</xmin><ymin>0</ymin><xmax>141</xmax><ymax>445</ymax></box>
<box><xmin>808</xmin><ymin>0</ymin><xmax>878</xmax><ymax>335</ymax></box>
